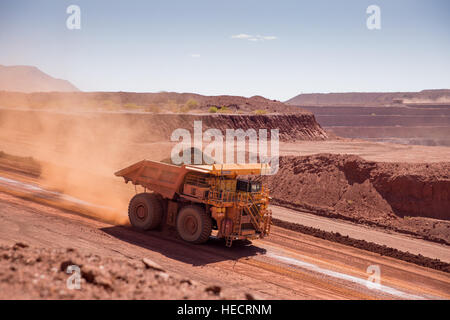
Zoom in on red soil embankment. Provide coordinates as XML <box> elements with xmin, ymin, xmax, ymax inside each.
<box><xmin>0</xmin><ymin>243</ymin><xmax>233</xmax><ymax>299</ymax></box>
<box><xmin>263</xmin><ymin>154</ymin><xmax>450</xmax><ymax>242</ymax></box>
<box><xmin>267</xmin><ymin>154</ymin><xmax>449</xmax><ymax>220</ymax></box>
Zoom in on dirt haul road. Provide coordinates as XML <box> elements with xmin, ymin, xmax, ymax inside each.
<box><xmin>0</xmin><ymin>178</ymin><xmax>449</xmax><ymax>299</ymax></box>
<box><xmin>270</xmin><ymin>206</ymin><xmax>450</xmax><ymax>263</ymax></box>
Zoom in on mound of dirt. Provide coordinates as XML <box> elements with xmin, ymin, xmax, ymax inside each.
<box><xmin>0</xmin><ymin>243</ymin><xmax>239</xmax><ymax>299</ymax></box>
<box><xmin>263</xmin><ymin>154</ymin><xmax>450</xmax><ymax>243</ymax></box>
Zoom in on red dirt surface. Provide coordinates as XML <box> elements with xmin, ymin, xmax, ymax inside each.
<box><xmin>271</xmin><ymin>218</ymin><xmax>450</xmax><ymax>273</ymax></box>
<box><xmin>0</xmin><ymin>243</ymin><xmax>233</xmax><ymax>300</ymax></box>
<box><xmin>1</xmin><ymin>192</ymin><xmax>449</xmax><ymax>300</ymax></box>
<box><xmin>263</xmin><ymin>154</ymin><xmax>450</xmax><ymax>243</ymax></box>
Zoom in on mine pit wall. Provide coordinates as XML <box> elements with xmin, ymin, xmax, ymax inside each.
<box><xmin>264</xmin><ymin>155</ymin><xmax>450</xmax><ymax>221</ymax></box>
<box><xmin>96</xmin><ymin>112</ymin><xmax>328</xmax><ymax>142</ymax></box>
<box><xmin>297</xmin><ymin>104</ymin><xmax>450</xmax><ymax>147</ymax></box>
<box><xmin>0</xmin><ymin>109</ymin><xmax>328</xmax><ymax>142</ymax></box>
<box><xmin>139</xmin><ymin>113</ymin><xmax>329</xmax><ymax>141</ymax></box>
<box><xmin>372</xmin><ymin>169</ymin><xmax>450</xmax><ymax>220</ymax></box>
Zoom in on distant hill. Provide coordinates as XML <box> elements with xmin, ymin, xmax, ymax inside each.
<box><xmin>0</xmin><ymin>91</ymin><xmax>308</xmax><ymax>114</ymax></box>
<box><xmin>0</xmin><ymin>65</ymin><xmax>79</xmax><ymax>93</ymax></box>
<box><xmin>285</xmin><ymin>89</ymin><xmax>450</xmax><ymax>106</ymax></box>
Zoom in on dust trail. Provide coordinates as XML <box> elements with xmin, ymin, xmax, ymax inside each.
<box><xmin>0</xmin><ymin>176</ymin><xmax>109</xmax><ymax>209</ymax></box>
<box><xmin>0</xmin><ymin>108</ymin><xmax>172</xmax><ymax>223</ymax></box>
<box><xmin>0</xmin><ymin>175</ymin><xmax>127</xmax><ymax>224</ymax></box>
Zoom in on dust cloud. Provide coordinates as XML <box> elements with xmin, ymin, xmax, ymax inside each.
<box><xmin>0</xmin><ymin>108</ymin><xmax>172</xmax><ymax>224</ymax></box>
<box><xmin>402</xmin><ymin>96</ymin><xmax>450</xmax><ymax>104</ymax></box>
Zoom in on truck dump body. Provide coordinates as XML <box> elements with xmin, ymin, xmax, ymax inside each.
<box><xmin>115</xmin><ymin>160</ymin><xmax>272</xmax><ymax>247</ymax></box>
<box><xmin>114</xmin><ymin>160</ymin><xmax>188</xmax><ymax>199</ymax></box>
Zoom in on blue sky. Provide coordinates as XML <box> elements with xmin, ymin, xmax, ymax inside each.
<box><xmin>0</xmin><ymin>0</ymin><xmax>449</xmax><ymax>100</ymax></box>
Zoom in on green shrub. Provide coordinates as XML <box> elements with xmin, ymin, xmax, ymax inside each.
<box><xmin>218</xmin><ymin>105</ymin><xmax>231</xmax><ymax>113</ymax></box>
<box><xmin>209</xmin><ymin>106</ymin><xmax>218</xmax><ymax>113</ymax></box>
<box><xmin>186</xmin><ymin>99</ymin><xmax>199</xmax><ymax>110</ymax></box>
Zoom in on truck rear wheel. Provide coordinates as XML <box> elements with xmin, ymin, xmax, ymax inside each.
<box><xmin>176</xmin><ymin>205</ymin><xmax>212</xmax><ymax>244</ymax></box>
<box><xmin>128</xmin><ymin>193</ymin><xmax>163</xmax><ymax>230</ymax></box>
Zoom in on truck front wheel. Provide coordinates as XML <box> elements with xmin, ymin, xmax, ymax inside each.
<box><xmin>128</xmin><ymin>193</ymin><xmax>163</xmax><ymax>230</ymax></box>
<box><xmin>176</xmin><ymin>205</ymin><xmax>212</xmax><ymax>244</ymax></box>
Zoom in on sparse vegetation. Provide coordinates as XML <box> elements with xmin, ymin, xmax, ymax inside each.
<box><xmin>209</xmin><ymin>106</ymin><xmax>218</xmax><ymax>113</ymax></box>
<box><xmin>217</xmin><ymin>105</ymin><xmax>231</xmax><ymax>114</ymax></box>
<box><xmin>123</xmin><ymin>103</ymin><xmax>144</xmax><ymax>111</ymax></box>
<box><xmin>254</xmin><ymin>109</ymin><xmax>268</xmax><ymax>115</ymax></box>
<box><xmin>185</xmin><ymin>99</ymin><xmax>199</xmax><ymax>110</ymax></box>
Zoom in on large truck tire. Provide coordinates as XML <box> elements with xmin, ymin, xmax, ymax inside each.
<box><xmin>176</xmin><ymin>205</ymin><xmax>212</xmax><ymax>244</ymax></box>
<box><xmin>128</xmin><ymin>193</ymin><xmax>163</xmax><ymax>230</ymax></box>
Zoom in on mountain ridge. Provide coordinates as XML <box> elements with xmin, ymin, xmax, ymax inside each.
<box><xmin>0</xmin><ymin>65</ymin><xmax>79</xmax><ymax>93</ymax></box>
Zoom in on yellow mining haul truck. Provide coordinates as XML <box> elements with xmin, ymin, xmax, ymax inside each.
<box><xmin>115</xmin><ymin>160</ymin><xmax>272</xmax><ymax>247</ymax></box>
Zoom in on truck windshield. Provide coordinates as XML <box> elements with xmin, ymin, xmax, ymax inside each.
<box><xmin>237</xmin><ymin>179</ymin><xmax>261</xmax><ymax>192</ymax></box>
